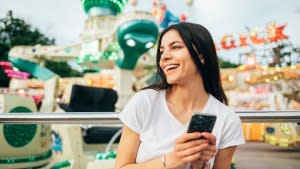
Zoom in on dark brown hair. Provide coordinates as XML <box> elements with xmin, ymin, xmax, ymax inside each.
<box><xmin>144</xmin><ymin>22</ymin><xmax>228</xmax><ymax>105</ymax></box>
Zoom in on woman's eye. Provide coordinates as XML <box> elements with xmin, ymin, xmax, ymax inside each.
<box><xmin>172</xmin><ymin>45</ymin><xmax>181</xmax><ymax>49</ymax></box>
<box><xmin>159</xmin><ymin>50</ymin><xmax>164</xmax><ymax>55</ymax></box>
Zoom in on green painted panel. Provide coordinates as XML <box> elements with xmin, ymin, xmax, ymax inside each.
<box><xmin>4</xmin><ymin>106</ymin><xmax>37</xmax><ymax>148</ymax></box>
<box><xmin>9</xmin><ymin>57</ymin><xmax>57</xmax><ymax>81</ymax></box>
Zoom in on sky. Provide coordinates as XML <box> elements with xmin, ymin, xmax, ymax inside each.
<box><xmin>1</xmin><ymin>0</ymin><xmax>300</xmax><ymax>63</ymax></box>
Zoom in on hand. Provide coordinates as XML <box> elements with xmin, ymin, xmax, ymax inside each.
<box><xmin>200</xmin><ymin>132</ymin><xmax>217</xmax><ymax>162</ymax></box>
<box><xmin>165</xmin><ymin>132</ymin><xmax>209</xmax><ymax>169</ymax></box>
<box><xmin>191</xmin><ymin>132</ymin><xmax>217</xmax><ymax>169</ymax></box>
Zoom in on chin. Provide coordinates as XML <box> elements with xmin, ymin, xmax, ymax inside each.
<box><xmin>166</xmin><ymin>78</ymin><xmax>178</xmax><ymax>85</ymax></box>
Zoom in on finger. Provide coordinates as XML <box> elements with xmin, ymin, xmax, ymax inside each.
<box><xmin>200</xmin><ymin>148</ymin><xmax>216</xmax><ymax>161</ymax></box>
<box><xmin>181</xmin><ymin>152</ymin><xmax>201</xmax><ymax>163</ymax></box>
<box><xmin>203</xmin><ymin>145</ymin><xmax>217</xmax><ymax>152</ymax></box>
<box><xmin>199</xmin><ymin>155</ymin><xmax>211</xmax><ymax>162</ymax></box>
<box><xmin>201</xmin><ymin>132</ymin><xmax>216</xmax><ymax>145</ymax></box>
<box><xmin>177</xmin><ymin>143</ymin><xmax>208</xmax><ymax>158</ymax></box>
<box><xmin>175</xmin><ymin>139</ymin><xmax>209</xmax><ymax>152</ymax></box>
<box><xmin>176</xmin><ymin>132</ymin><xmax>202</xmax><ymax>144</ymax></box>
<box><xmin>201</xmin><ymin>150</ymin><xmax>216</xmax><ymax>157</ymax></box>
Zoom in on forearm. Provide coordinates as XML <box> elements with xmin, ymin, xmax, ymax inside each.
<box><xmin>191</xmin><ymin>160</ymin><xmax>205</xmax><ymax>169</ymax></box>
<box><xmin>117</xmin><ymin>156</ymin><xmax>165</xmax><ymax>169</ymax></box>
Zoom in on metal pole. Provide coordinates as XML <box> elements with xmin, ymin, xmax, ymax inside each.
<box><xmin>0</xmin><ymin>111</ymin><xmax>300</xmax><ymax>124</ymax></box>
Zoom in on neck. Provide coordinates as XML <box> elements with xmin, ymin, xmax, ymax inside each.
<box><xmin>166</xmin><ymin>77</ymin><xmax>209</xmax><ymax>113</ymax></box>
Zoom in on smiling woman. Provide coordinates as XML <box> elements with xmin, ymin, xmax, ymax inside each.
<box><xmin>159</xmin><ymin>29</ymin><xmax>201</xmax><ymax>85</ymax></box>
<box><xmin>115</xmin><ymin>22</ymin><xmax>245</xmax><ymax>169</ymax></box>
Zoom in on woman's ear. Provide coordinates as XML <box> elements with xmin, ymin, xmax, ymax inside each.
<box><xmin>192</xmin><ymin>44</ymin><xmax>204</xmax><ymax>63</ymax></box>
<box><xmin>199</xmin><ymin>55</ymin><xmax>205</xmax><ymax>64</ymax></box>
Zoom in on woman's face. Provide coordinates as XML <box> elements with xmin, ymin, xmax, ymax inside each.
<box><xmin>159</xmin><ymin>29</ymin><xmax>199</xmax><ymax>85</ymax></box>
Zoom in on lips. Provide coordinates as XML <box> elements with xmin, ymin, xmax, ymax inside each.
<box><xmin>164</xmin><ymin>64</ymin><xmax>179</xmax><ymax>73</ymax></box>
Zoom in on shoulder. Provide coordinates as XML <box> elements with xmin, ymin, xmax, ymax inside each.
<box><xmin>209</xmin><ymin>95</ymin><xmax>240</xmax><ymax>121</ymax></box>
<box><xmin>134</xmin><ymin>89</ymin><xmax>163</xmax><ymax>103</ymax></box>
<box><xmin>119</xmin><ymin>89</ymin><xmax>163</xmax><ymax>133</ymax></box>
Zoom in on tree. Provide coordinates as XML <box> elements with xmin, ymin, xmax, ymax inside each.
<box><xmin>0</xmin><ymin>10</ymin><xmax>56</xmax><ymax>86</ymax></box>
<box><xmin>0</xmin><ymin>67</ymin><xmax>9</xmax><ymax>87</ymax></box>
<box><xmin>44</xmin><ymin>61</ymin><xmax>82</xmax><ymax>77</ymax></box>
<box><xmin>0</xmin><ymin>10</ymin><xmax>55</xmax><ymax>60</ymax></box>
<box><xmin>218</xmin><ymin>57</ymin><xmax>240</xmax><ymax>68</ymax></box>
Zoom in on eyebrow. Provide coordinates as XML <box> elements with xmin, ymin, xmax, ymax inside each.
<box><xmin>160</xmin><ymin>41</ymin><xmax>184</xmax><ymax>50</ymax></box>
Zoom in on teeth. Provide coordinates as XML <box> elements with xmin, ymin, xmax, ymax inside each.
<box><xmin>165</xmin><ymin>64</ymin><xmax>179</xmax><ymax>71</ymax></box>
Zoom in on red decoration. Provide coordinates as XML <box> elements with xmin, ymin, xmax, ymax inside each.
<box><xmin>239</xmin><ymin>33</ymin><xmax>249</xmax><ymax>47</ymax></box>
<box><xmin>1</xmin><ymin>61</ymin><xmax>30</xmax><ymax>80</ymax></box>
<box><xmin>217</xmin><ymin>22</ymin><xmax>289</xmax><ymax>51</ymax></box>
<box><xmin>180</xmin><ymin>14</ymin><xmax>187</xmax><ymax>21</ymax></box>
<box><xmin>220</xmin><ymin>35</ymin><xmax>237</xmax><ymax>50</ymax></box>
<box><xmin>250</xmin><ymin>30</ymin><xmax>266</xmax><ymax>45</ymax></box>
<box><xmin>267</xmin><ymin>22</ymin><xmax>288</xmax><ymax>42</ymax></box>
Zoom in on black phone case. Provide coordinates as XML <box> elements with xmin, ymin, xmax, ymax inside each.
<box><xmin>187</xmin><ymin>114</ymin><xmax>216</xmax><ymax>133</ymax></box>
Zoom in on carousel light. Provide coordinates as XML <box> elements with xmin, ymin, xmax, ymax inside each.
<box><xmin>126</xmin><ymin>39</ymin><xmax>136</xmax><ymax>47</ymax></box>
<box><xmin>291</xmin><ymin>65</ymin><xmax>296</xmax><ymax>70</ymax></box>
<box><xmin>262</xmin><ymin>66</ymin><xmax>268</xmax><ymax>70</ymax></box>
<box><xmin>17</xmin><ymin>89</ymin><xmax>25</xmax><ymax>95</ymax></box>
<box><xmin>87</xmin><ymin>79</ymin><xmax>93</xmax><ymax>86</ymax></box>
<box><xmin>246</xmin><ymin>53</ymin><xmax>256</xmax><ymax>66</ymax></box>
<box><xmin>228</xmin><ymin>75</ymin><xmax>234</xmax><ymax>82</ymax></box>
<box><xmin>145</xmin><ymin>42</ymin><xmax>154</xmax><ymax>49</ymax></box>
<box><xmin>56</xmin><ymin>98</ymin><xmax>61</xmax><ymax>103</ymax></box>
<box><xmin>275</xmin><ymin>67</ymin><xmax>281</xmax><ymax>71</ymax></box>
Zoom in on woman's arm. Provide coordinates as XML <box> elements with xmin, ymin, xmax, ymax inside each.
<box><xmin>115</xmin><ymin>126</ymin><xmax>166</xmax><ymax>169</ymax></box>
<box><xmin>212</xmin><ymin>146</ymin><xmax>237</xmax><ymax>169</ymax></box>
<box><xmin>115</xmin><ymin>126</ymin><xmax>210</xmax><ymax>169</ymax></box>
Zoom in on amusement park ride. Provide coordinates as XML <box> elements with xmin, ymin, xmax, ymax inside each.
<box><xmin>0</xmin><ymin>0</ymin><xmax>299</xmax><ymax>169</ymax></box>
<box><xmin>0</xmin><ymin>0</ymin><xmax>187</xmax><ymax>168</ymax></box>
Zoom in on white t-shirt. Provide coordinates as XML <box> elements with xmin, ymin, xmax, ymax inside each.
<box><xmin>118</xmin><ymin>89</ymin><xmax>245</xmax><ymax>169</ymax></box>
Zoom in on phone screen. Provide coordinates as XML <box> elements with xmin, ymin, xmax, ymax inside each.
<box><xmin>187</xmin><ymin>113</ymin><xmax>216</xmax><ymax>133</ymax></box>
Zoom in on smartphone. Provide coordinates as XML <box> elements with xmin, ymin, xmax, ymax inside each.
<box><xmin>187</xmin><ymin>113</ymin><xmax>217</xmax><ymax>133</ymax></box>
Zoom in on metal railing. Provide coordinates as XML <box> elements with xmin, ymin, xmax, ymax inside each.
<box><xmin>0</xmin><ymin>110</ymin><xmax>300</xmax><ymax>124</ymax></box>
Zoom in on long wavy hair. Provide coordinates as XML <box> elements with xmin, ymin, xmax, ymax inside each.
<box><xmin>144</xmin><ymin>22</ymin><xmax>228</xmax><ymax>105</ymax></box>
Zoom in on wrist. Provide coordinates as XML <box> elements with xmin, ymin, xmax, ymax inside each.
<box><xmin>191</xmin><ymin>160</ymin><xmax>205</xmax><ymax>169</ymax></box>
<box><xmin>161</xmin><ymin>153</ymin><xmax>176</xmax><ymax>169</ymax></box>
<box><xmin>161</xmin><ymin>154</ymin><xmax>167</xmax><ymax>169</ymax></box>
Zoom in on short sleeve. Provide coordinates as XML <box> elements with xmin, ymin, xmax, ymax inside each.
<box><xmin>218</xmin><ymin>112</ymin><xmax>245</xmax><ymax>149</ymax></box>
<box><xmin>118</xmin><ymin>92</ymin><xmax>148</xmax><ymax>134</ymax></box>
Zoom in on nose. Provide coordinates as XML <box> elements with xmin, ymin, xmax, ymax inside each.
<box><xmin>160</xmin><ymin>50</ymin><xmax>172</xmax><ymax>61</ymax></box>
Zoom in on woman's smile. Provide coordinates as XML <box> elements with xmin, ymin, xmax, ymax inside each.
<box><xmin>164</xmin><ymin>63</ymin><xmax>180</xmax><ymax>74</ymax></box>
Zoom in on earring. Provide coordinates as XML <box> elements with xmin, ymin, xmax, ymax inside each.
<box><xmin>200</xmin><ymin>57</ymin><xmax>205</xmax><ymax>64</ymax></box>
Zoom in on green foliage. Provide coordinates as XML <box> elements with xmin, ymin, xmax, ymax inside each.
<box><xmin>0</xmin><ymin>68</ymin><xmax>9</xmax><ymax>87</ymax></box>
<box><xmin>0</xmin><ymin>10</ymin><xmax>56</xmax><ymax>86</ymax></box>
<box><xmin>44</xmin><ymin>61</ymin><xmax>83</xmax><ymax>77</ymax></box>
<box><xmin>0</xmin><ymin>10</ymin><xmax>55</xmax><ymax>60</ymax></box>
<box><xmin>218</xmin><ymin>57</ymin><xmax>240</xmax><ymax>68</ymax></box>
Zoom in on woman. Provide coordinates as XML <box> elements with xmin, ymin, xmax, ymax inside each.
<box><xmin>115</xmin><ymin>22</ymin><xmax>245</xmax><ymax>169</ymax></box>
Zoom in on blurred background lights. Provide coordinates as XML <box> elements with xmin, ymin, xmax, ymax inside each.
<box><xmin>126</xmin><ymin>39</ymin><xmax>136</xmax><ymax>47</ymax></box>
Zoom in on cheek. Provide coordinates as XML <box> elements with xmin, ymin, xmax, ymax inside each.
<box><xmin>159</xmin><ymin>58</ymin><xmax>168</xmax><ymax>71</ymax></box>
<box><xmin>185</xmin><ymin>61</ymin><xmax>198</xmax><ymax>73</ymax></box>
